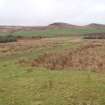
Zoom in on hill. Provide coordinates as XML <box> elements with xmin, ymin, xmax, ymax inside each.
<box><xmin>47</xmin><ymin>22</ymin><xmax>79</xmax><ymax>29</ymax></box>
<box><xmin>0</xmin><ymin>23</ymin><xmax>105</xmax><ymax>38</ymax></box>
<box><xmin>0</xmin><ymin>23</ymin><xmax>105</xmax><ymax>33</ymax></box>
<box><xmin>85</xmin><ymin>23</ymin><xmax>105</xmax><ymax>29</ymax></box>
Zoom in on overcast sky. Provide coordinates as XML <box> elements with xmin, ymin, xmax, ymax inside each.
<box><xmin>0</xmin><ymin>0</ymin><xmax>105</xmax><ymax>26</ymax></box>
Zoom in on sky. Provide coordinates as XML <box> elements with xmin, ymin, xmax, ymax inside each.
<box><xmin>0</xmin><ymin>0</ymin><xmax>105</xmax><ymax>26</ymax></box>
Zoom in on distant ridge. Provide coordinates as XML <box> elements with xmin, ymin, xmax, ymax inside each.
<box><xmin>48</xmin><ymin>22</ymin><xmax>79</xmax><ymax>29</ymax></box>
<box><xmin>0</xmin><ymin>22</ymin><xmax>105</xmax><ymax>32</ymax></box>
<box><xmin>85</xmin><ymin>23</ymin><xmax>105</xmax><ymax>29</ymax></box>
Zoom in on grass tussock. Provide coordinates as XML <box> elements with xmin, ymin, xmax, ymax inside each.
<box><xmin>31</xmin><ymin>42</ymin><xmax>105</xmax><ymax>71</ymax></box>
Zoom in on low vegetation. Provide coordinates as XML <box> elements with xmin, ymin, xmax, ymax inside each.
<box><xmin>1</xmin><ymin>65</ymin><xmax>105</xmax><ymax>105</ymax></box>
<box><xmin>84</xmin><ymin>33</ymin><xmax>105</xmax><ymax>39</ymax></box>
<box><xmin>0</xmin><ymin>35</ymin><xmax>17</xmax><ymax>43</ymax></box>
<box><xmin>1</xmin><ymin>28</ymin><xmax>105</xmax><ymax>38</ymax></box>
<box><xmin>14</xmin><ymin>28</ymin><xmax>105</xmax><ymax>38</ymax></box>
<box><xmin>0</xmin><ymin>37</ymin><xmax>105</xmax><ymax>105</ymax></box>
<box><xmin>29</xmin><ymin>42</ymin><xmax>105</xmax><ymax>71</ymax></box>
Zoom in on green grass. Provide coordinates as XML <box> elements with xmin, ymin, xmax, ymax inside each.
<box><xmin>0</xmin><ymin>39</ymin><xmax>105</xmax><ymax>105</ymax></box>
<box><xmin>1</xmin><ymin>28</ymin><xmax>105</xmax><ymax>38</ymax></box>
<box><xmin>14</xmin><ymin>28</ymin><xmax>105</xmax><ymax>37</ymax></box>
<box><xmin>0</xmin><ymin>62</ymin><xmax>105</xmax><ymax>105</ymax></box>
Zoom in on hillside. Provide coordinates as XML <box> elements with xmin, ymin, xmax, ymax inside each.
<box><xmin>47</xmin><ymin>22</ymin><xmax>79</xmax><ymax>29</ymax></box>
<box><xmin>0</xmin><ymin>23</ymin><xmax>105</xmax><ymax>33</ymax></box>
<box><xmin>0</xmin><ymin>23</ymin><xmax>105</xmax><ymax>38</ymax></box>
<box><xmin>85</xmin><ymin>23</ymin><xmax>105</xmax><ymax>29</ymax></box>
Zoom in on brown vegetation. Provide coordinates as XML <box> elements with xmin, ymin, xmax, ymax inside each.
<box><xmin>84</xmin><ymin>33</ymin><xmax>105</xmax><ymax>39</ymax></box>
<box><xmin>31</xmin><ymin>42</ymin><xmax>105</xmax><ymax>71</ymax></box>
<box><xmin>0</xmin><ymin>37</ymin><xmax>78</xmax><ymax>56</ymax></box>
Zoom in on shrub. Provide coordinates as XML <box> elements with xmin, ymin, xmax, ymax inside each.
<box><xmin>84</xmin><ymin>33</ymin><xmax>105</xmax><ymax>39</ymax></box>
<box><xmin>0</xmin><ymin>35</ymin><xmax>17</xmax><ymax>43</ymax></box>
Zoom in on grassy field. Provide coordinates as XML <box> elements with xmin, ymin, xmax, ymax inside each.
<box><xmin>1</xmin><ymin>28</ymin><xmax>105</xmax><ymax>37</ymax></box>
<box><xmin>0</xmin><ymin>37</ymin><xmax>105</xmax><ymax>105</ymax></box>
<box><xmin>1</xmin><ymin>64</ymin><xmax>105</xmax><ymax>105</ymax></box>
<box><xmin>14</xmin><ymin>28</ymin><xmax>105</xmax><ymax>37</ymax></box>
